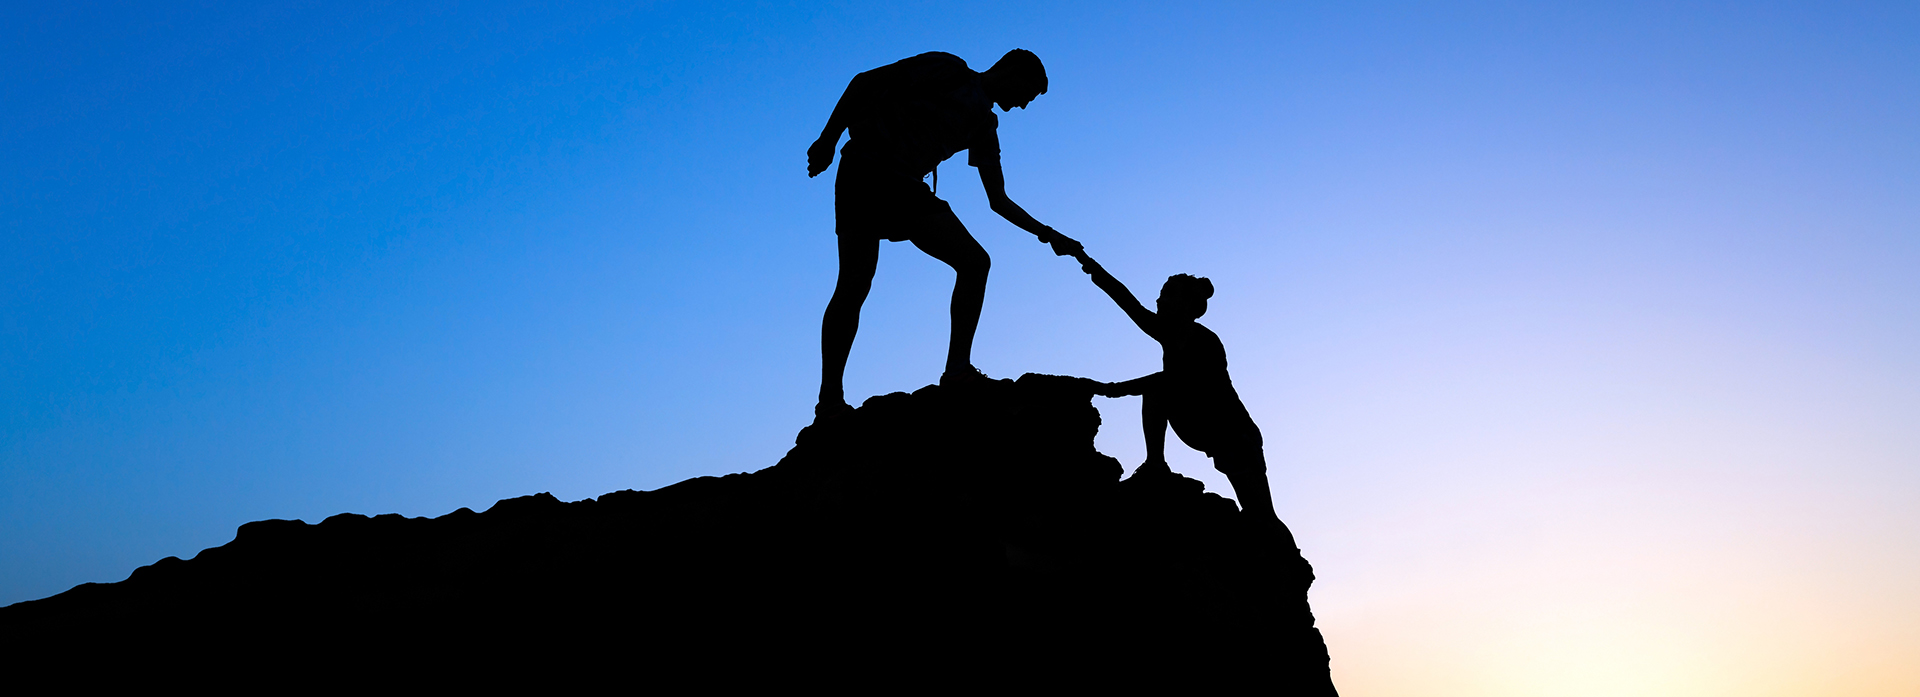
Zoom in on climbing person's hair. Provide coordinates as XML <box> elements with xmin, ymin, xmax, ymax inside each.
<box><xmin>1161</xmin><ymin>274</ymin><xmax>1213</xmax><ymax>319</ymax></box>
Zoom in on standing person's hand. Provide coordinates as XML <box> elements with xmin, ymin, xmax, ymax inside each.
<box><xmin>807</xmin><ymin>136</ymin><xmax>838</xmax><ymax>177</ymax></box>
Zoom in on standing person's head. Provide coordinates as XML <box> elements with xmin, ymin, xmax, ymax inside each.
<box><xmin>1157</xmin><ymin>274</ymin><xmax>1213</xmax><ymax>321</ymax></box>
<box><xmin>984</xmin><ymin>49</ymin><xmax>1047</xmax><ymax>111</ymax></box>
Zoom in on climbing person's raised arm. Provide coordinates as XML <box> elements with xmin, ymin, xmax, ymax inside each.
<box><xmin>1077</xmin><ymin>254</ymin><xmax>1163</xmax><ymax>340</ymax></box>
<box><xmin>978</xmin><ymin>162</ymin><xmax>1081</xmax><ymax>257</ymax></box>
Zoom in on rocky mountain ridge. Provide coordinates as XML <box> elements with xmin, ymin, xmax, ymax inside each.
<box><xmin>3</xmin><ymin>374</ymin><xmax>1336</xmax><ymax>692</ymax></box>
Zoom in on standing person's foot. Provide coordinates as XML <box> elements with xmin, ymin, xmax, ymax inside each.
<box><xmin>939</xmin><ymin>365</ymin><xmax>993</xmax><ymax>388</ymax></box>
<box><xmin>1133</xmin><ymin>458</ymin><xmax>1173</xmax><ymax>478</ymax></box>
<box><xmin>814</xmin><ymin>399</ymin><xmax>854</xmax><ymax>423</ymax></box>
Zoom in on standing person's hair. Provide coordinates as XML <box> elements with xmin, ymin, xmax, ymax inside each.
<box><xmin>991</xmin><ymin>49</ymin><xmax>1048</xmax><ymax>94</ymax></box>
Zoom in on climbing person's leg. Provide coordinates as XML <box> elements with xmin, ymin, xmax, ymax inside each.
<box><xmin>909</xmin><ymin>203</ymin><xmax>990</xmax><ymax>382</ymax></box>
<box><xmin>1139</xmin><ymin>386</ymin><xmax>1171</xmax><ymax>476</ymax></box>
<box><xmin>1216</xmin><ymin>450</ymin><xmax>1277</xmax><ymax>520</ymax></box>
<box><xmin>1214</xmin><ymin>448</ymin><xmax>1298</xmax><ymax>549</ymax></box>
<box><xmin>820</xmin><ymin>233</ymin><xmax>880</xmax><ymax>414</ymax></box>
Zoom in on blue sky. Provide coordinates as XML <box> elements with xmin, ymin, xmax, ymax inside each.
<box><xmin>5</xmin><ymin>2</ymin><xmax>1917</xmax><ymax>693</ymax></box>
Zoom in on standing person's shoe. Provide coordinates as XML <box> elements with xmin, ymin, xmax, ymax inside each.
<box><xmin>940</xmin><ymin>365</ymin><xmax>993</xmax><ymax>388</ymax></box>
<box><xmin>814</xmin><ymin>399</ymin><xmax>855</xmax><ymax>423</ymax></box>
<box><xmin>1132</xmin><ymin>458</ymin><xmax>1174</xmax><ymax>479</ymax></box>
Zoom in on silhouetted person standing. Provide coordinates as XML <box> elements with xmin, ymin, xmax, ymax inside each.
<box><xmin>808</xmin><ymin>49</ymin><xmax>1081</xmax><ymax>419</ymax></box>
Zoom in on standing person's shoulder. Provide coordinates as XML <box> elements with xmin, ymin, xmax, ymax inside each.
<box><xmin>860</xmin><ymin>53</ymin><xmax>963</xmax><ymax>95</ymax></box>
<box><xmin>886</xmin><ymin>51</ymin><xmax>975</xmax><ymax>84</ymax></box>
<box><xmin>904</xmin><ymin>51</ymin><xmax>969</xmax><ymax>70</ymax></box>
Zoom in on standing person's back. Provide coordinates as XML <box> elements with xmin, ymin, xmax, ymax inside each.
<box><xmin>839</xmin><ymin>52</ymin><xmax>998</xmax><ymax>182</ymax></box>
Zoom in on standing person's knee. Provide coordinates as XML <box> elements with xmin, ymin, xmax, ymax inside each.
<box><xmin>913</xmin><ymin>211</ymin><xmax>989</xmax><ymax>276</ymax></box>
<box><xmin>963</xmin><ymin>250</ymin><xmax>990</xmax><ymax>281</ymax></box>
<box><xmin>934</xmin><ymin>239</ymin><xmax>988</xmax><ymax>284</ymax></box>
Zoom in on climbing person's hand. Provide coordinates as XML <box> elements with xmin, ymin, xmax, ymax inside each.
<box><xmin>807</xmin><ymin>136</ymin><xmax>837</xmax><ymax>177</ymax></box>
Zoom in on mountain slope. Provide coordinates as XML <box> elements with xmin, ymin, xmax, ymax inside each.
<box><xmin>3</xmin><ymin>374</ymin><xmax>1336</xmax><ymax>692</ymax></box>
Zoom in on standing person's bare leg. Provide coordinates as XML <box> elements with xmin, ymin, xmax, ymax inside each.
<box><xmin>909</xmin><ymin>214</ymin><xmax>989</xmax><ymax>379</ymax></box>
<box><xmin>820</xmin><ymin>235</ymin><xmax>880</xmax><ymax>411</ymax></box>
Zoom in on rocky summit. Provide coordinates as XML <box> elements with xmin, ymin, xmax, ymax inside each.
<box><xmin>3</xmin><ymin>374</ymin><xmax>1337</xmax><ymax>692</ymax></box>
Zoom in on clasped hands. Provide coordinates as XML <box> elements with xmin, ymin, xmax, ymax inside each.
<box><xmin>1038</xmin><ymin>225</ymin><xmax>1083</xmax><ymax>258</ymax></box>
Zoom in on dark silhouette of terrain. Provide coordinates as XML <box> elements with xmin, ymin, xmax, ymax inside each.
<box><xmin>3</xmin><ymin>375</ymin><xmax>1336</xmax><ymax>692</ymax></box>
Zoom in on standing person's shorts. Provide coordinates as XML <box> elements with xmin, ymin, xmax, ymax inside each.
<box><xmin>836</xmin><ymin>153</ymin><xmax>955</xmax><ymax>242</ymax></box>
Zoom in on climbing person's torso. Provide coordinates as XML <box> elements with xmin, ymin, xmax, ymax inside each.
<box><xmin>845</xmin><ymin>52</ymin><xmax>998</xmax><ymax>178</ymax></box>
<box><xmin>1161</xmin><ymin>322</ymin><xmax>1244</xmax><ymax>405</ymax></box>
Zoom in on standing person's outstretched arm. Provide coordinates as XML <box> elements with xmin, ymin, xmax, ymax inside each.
<box><xmin>1078</xmin><ymin>255</ymin><xmax>1163</xmax><ymax>341</ymax></box>
<box><xmin>979</xmin><ymin>163</ymin><xmax>1081</xmax><ymax>257</ymax></box>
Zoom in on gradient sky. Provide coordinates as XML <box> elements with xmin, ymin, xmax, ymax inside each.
<box><xmin>4</xmin><ymin>2</ymin><xmax>1916</xmax><ymax>694</ymax></box>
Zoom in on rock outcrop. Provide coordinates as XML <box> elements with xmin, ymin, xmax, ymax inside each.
<box><xmin>3</xmin><ymin>374</ymin><xmax>1336</xmax><ymax>692</ymax></box>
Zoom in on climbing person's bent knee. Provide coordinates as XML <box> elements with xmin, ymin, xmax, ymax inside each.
<box><xmin>1210</xmin><ymin>447</ymin><xmax>1267</xmax><ymax>478</ymax></box>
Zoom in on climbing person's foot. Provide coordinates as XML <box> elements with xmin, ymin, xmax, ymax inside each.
<box><xmin>1243</xmin><ymin>513</ymin><xmax>1303</xmax><ymax>553</ymax></box>
<box><xmin>814</xmin><ymin>399</ymin><xmax>854</xmax><ymax>423</ymax></box>
<box><xmin>940</xmin><ymin>365</ymin><xmax>993</xmax><ymax>389</ymax></box>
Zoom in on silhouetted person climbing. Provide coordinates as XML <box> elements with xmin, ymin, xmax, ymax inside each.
<box><xmin>1076</xmin><ymin>253</ymin><xmax>1297</xmax><ymax>547</ymax></box>
<box><xmin>809</xmin><ymin>49</ymin><xmax>1082</xmax><ymax>420</ymax></box>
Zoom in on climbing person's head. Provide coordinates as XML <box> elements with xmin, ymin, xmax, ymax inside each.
<box><xmin>984</xmin><ymin>49</ymin><xmax>1047</xmax><ymax>112</ymax></box>
<box><xmin>1157</xmin><ymin>274</ymin><xmax>1213</xmax><ymax>321</ymax></box>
